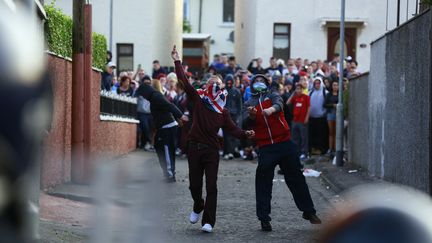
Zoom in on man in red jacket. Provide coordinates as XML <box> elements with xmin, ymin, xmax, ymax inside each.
<box><xmin>244</xmin><ymin>74</ymin><xmax>321</xmax><ymax>232</ymax></box>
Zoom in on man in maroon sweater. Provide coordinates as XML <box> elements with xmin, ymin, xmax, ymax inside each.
<box><xmin>172</xmin><ymin>46</ymin><xmax>254</xmax><ymax>233</ymax></box>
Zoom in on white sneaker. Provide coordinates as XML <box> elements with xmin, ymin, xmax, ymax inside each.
<box><xmin>223</xmin><ymin>154</ymin><xmax>230</xmax><ymax>160</ymax></box>
<box><xmin>144</xmin><ymin>143</ymin><xmax>151</xmax><ymax>150</ymax></box>
<box><xmin>228</xmin><ymin>153</ymin><xmax>234</xmax><ymax>159</ymax></box>
<box><xmin>252</xmin><ymin>151</ymin><xmax>258</xmax><ymax>159</ymax></box>
<box><xmin>189</xmin><ymin>211</ymin><xmax>201</xmax><ymax>224</ymax></box>
<box><xmin>201</xmin><ymin>223</ymin><xmax>213</xmax><ymax>233</ymax></box>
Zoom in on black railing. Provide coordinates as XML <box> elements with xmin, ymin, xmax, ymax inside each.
<box><xmin>100</xmin><ymin>91</ymin><xmax>137</xmax><ymax>122</ymax></box>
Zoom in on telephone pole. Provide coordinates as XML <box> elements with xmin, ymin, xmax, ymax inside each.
<box><xmin>336</xmin><ymin>0</ymin><xmax>345</xmax><ymax>167</ymax></box>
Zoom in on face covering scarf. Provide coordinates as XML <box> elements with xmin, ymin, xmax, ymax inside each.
<box><xmin>252</xmin><ymin>81</ymin><xmax>268</xmax><ymax>95</ymax></box>
<box><xmin>197</xmin><ymin>83</ymin><xmax>227</xmax><ymax>113</ymax></box>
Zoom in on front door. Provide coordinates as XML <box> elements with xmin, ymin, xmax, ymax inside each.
<box><xmin>327</xmin><ymin>27</ymin><xmax>357</xmax><ymax>61</ymax></box>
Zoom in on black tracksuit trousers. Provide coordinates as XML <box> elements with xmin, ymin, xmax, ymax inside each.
<box><xmin>256</xmin><ymin>140</ymin><xmax>316</xmax><ymax>222</ymax></box>
<box><xmin>154</xmin><ymin>126</ymin><xmax>177</xmax><ymax>178</ymax></box>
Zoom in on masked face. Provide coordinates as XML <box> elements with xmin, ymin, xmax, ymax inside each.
<box><xmin>252</xmin><ymin>76</ymin><xmax>268</xmax><ymax>94</ymax></box>
<box><xmin>213</xmin><ymin>77</ymin><xmax>225</xmax><ymax>90</ymax></box>
<box><xmin>252</xmin><ymin>81</ymin><xmax>267</xmax><ymax>94</ymax></box>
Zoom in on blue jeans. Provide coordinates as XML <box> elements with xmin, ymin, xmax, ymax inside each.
<box><xmin>327</xmin><ymin>109</ymin><xmax>336</xmax><ymax>121</ymax></box>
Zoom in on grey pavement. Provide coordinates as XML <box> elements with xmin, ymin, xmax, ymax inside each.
<box><xmin>309</xmin><ymin>155</ymin><xmax>383</xmax><ymax>194</ymax></box>
<box><xmin>40</xmin><ymin>220</ymin><xmax>88</xmax><ymax>243</ymax></box>
<box><xmin>42</xmin><ymin>150</ymin><xmax>346</xmax><ymax>243</ymax></box>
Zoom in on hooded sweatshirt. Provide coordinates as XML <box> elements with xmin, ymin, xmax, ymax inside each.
<box><xmin>243</xmin><ymin>75</ymin><xmax>290</xmax><ymax>147</ymax></box>
<box><xmin>135</xmin><ymin>84</ymin><xmax>183</xmax><ymax>129</ymax></box>
<box><xmin>309</xmin><ymin>77</ymin><xmax>328</xmax><ymax>118</ymax></box>
<box><xmin>224</xmin><ymin>74</ymin><xmax>242</xmax><ymax>115</ymax></box>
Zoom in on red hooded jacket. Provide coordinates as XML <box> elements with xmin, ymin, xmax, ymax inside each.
<box><xmin>243</xmin><ymin>76</ymin><xmax>290</xmax><ymax>147</ymax></box>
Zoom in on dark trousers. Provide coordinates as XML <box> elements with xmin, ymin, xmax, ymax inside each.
<box><xmin>223</xmin><ymin>113</ymin><xmax>239</xmax><ymax>155</ymax></box>
<box><xmin>309</xmin><ymin>117</ymin><xmax>328</xmax><ymax>152</ymax></box>
<box><xmin>291</xmin><ymin>122</ymin><xmax>309</xmax><ymax>154</ymax></box>
<box><xmin>154</xmin><ymin>126</ymin><xmax>177</xmax><ymax>178</ymax></box>
<box><xmin>187</xmin><ymin>142</ymin><xmax>220</xmax><ymax>227</ymax></box>
<box><xmin>256</xmin><ymin>140</ymin><xmax>316</xmax><ymax>222</ymax></box>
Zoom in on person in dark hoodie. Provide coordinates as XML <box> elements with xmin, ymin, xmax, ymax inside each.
<box><xmin>172</xmin><ymin>45</ymin><xmax>255</xmax><ymax>233</ymax></box>
<box><xmin>135</xmin><ymin>83</ymin><xmax>188</xmax><ymax>182</ymax></box>
<box><xmin>222</xmin><ymin>74</ymin><xmax>243</xmax><ymax>159</ymax></box>
<box><xmin>243</xmin><ymin>74</ymin><xmax>321</xmax><ymax>232</ymax></box>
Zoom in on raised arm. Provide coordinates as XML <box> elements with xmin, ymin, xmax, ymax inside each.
<box><xmin>172</xmin><ymin>46</ymin><xmax>199</xmax><ymax>102</ymax></box>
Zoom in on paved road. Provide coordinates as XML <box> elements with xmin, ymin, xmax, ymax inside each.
<box><xmin>41</xmin><ymin>150</ymin><xmax>339</xmax><ymax>243</ymax></box>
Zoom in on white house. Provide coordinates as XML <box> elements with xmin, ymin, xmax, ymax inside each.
<box><xmin>185</xmin><ymin>0</ymin><xmax>421</xmax><ymax>72</ymax></box>
<box><xmin>49</xmin><ymin>0</ymin><xmax>183</xmax><ymax>75</ymax></box>
<box><xmin>234</xmin><ymin>0</ymin><xmax>421</xmax><ymax>71</ymax></box>
<box><xmin>184</xmin><ymin>0</ymin><xmax>235</xmax><ymax>58</ymax></box>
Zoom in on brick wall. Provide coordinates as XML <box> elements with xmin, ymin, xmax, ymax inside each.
<box><xmin>41</xmin><ymin>54</ymin><xmax>137</xmax><ymax>189</ymax></box>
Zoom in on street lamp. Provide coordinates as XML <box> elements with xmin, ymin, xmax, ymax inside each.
<box><xmin>336</xmin><ymin>0</ymin><xmax>345</xmax><ymax>167</ymax></box>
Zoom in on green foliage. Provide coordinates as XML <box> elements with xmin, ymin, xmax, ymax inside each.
<box><xmin>422</xmin><ymin>0</ymin><xmax>432</xmax><ymax>5</ymax></box>
<box><xmin>183</xmin><ymin>19</ymin><xmax>192</xmax><ymax>33</ymax></box>
<box><xmin>92</xmin><ymin>33</ymin><xmax>107</xmax><ymax>70</ymax></box>
<box><xmin>44</xmin><ymin>4</ymin><xmax>107</xmax><ymax>70</ymax></box>
<box><xmin>44</xmin><ymin>4</ymin><xmax>72</xmax><ymax>58</ymax></box>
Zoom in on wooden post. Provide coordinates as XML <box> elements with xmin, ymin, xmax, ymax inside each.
<box><xmin>72</xmin><ymin>0</ymin><xmax>85</xmax><ymax>182</ymax></box>
<box><xmin>83</xmin><ymin>4</ymin><xmax>93</xmax><ymax>180</ymax></box>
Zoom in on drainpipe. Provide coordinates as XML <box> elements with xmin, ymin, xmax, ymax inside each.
<box><xmin>198</xmin><ymin>0</ymin><xmax>203</xmax><ymax>33</ymax></box>
<box><xmin>429</xmin><ymin>6</ymin><xmax>432</xmax><ymax>195</ymax></box>
<box><xmin>109</xmin><ymin>0</ymin><xmax>113</xmax><ymax>51</ymax></box>
<box><xmin>397</xmin><ymin>0</ymin><xmax>401</xmax><ymax>26</ymax></box>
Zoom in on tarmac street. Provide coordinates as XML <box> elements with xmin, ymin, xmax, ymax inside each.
<box><xmin>40</xmin><ymin>150</ymin><xmax>342</xmax><ymax>243</ymax></box>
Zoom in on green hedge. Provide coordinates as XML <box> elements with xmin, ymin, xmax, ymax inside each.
<box><xmin>44</xmin><ymin>5</ymin><xmax>107</xmax><ymax>70</ymax></box>
<box><xmin>92</xmin><ymin>33</ymin><xmax>107</xmax><ymax>70</ymax></box>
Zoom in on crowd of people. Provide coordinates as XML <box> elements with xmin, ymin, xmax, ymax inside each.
<box><xmin>101</xmin><ymin>50</ymin><xmax>358</xmax><ymax>162</ymax></box>
<box><xmin>97</xmin><ymin>47</ymin><xmax>367</xmax><ymax>232</ymax></box>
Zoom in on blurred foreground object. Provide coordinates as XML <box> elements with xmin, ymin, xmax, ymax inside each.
<box><xmin>320</xmin><ymin>185</ymin><xmax>432</xmax><ymax>243</ymax></box>
<box><xmin>0</xmin><ymin>1</ymin><xmax>50</xmax><ymax>242</ymax></box>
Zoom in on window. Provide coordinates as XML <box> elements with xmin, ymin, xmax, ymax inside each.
<box><xmin>223</xmin><ymin>0</ymin><xmax>235</xmax><ymax>23</ymax></box>
<box><xmin>183</xmin><ymin>47</ymin><xmax>204</xmax><ymax>57</ymax></box>
<box><xmin>116</xmin><ymin>43</ymin><xmax>134</xmax><ymax>75</ymax></box>
<box><xmin>273</xmin><ymin>23</ymin><xmax>291</xmax><ymax>60</ymax></box>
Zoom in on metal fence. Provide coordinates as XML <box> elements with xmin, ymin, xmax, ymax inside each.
<box><xmin>100</xmin><ymin>90</ymin><xmax>137</xmax><ymax>122</ymax></box>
